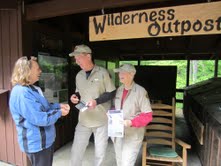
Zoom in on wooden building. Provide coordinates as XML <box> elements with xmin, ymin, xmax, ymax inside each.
<box><xmin>184</xmin><ymin>78</ymin><xmax>221</xmax><ymax>166</ymax></box>
<box><xmin>0</xmin><ymin>0</ymin><xmax>221</xmax><ymax>166</ymax></box>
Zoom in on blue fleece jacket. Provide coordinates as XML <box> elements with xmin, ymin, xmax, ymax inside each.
<box><xmin>9</xmin><ymin>84</ymin><xmax>62</xmax><ymax>153</ymax></box>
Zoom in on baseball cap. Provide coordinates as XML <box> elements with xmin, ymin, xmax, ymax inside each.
<box><xmin>114</xmin><ymin>64</ymin><xmax>136</xmax><ymax>74</ymax></box>
<box><xmin>69</xmin><ymin>44</ymin><xmax>92</xmax><ymax>57</ymax></box>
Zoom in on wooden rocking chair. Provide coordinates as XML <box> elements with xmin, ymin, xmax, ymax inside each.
<box><xmin>142</xmin><ymin>98</ymin><xmax>191</xmax><ymax>166</ymax></box>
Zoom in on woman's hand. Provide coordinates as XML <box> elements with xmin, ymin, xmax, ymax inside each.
<box><xmin>124</xmin><ymin>120</ymin><xmax>132</xmax><ymax>127</ymax></box>
<box><xmin>60</xmin><ymin>104</ymin><xmax>70</xmax><ymax>116</ymax></box>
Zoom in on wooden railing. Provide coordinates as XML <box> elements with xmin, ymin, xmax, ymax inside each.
<box><xmin>0</xmin><ymin>90</ymin><xmax>30</xmax><ymax>166</ymax></box>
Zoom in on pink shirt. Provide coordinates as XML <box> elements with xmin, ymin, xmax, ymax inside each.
<box><xmin>131</xmin><ymin>112</ymin><xmax>153</xmax><ymax>127</ymax></box>
<box><xmin>121</xmin><ymin>88</ymin><xmax>152</xmax><ymax>128</ymax></box>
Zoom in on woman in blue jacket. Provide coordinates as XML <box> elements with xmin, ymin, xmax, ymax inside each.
<box><xmin>9</xmin><ymin>56</ymin><xmax>70</xmax><ymax>166</ymax></box>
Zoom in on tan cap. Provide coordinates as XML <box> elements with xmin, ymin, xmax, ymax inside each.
<box><xmin>69</xmin><ymin>44</ymin><xmax>92</xmax><ymax>57</ymax></box>
<box><xmin>114</xmin><ymin>63</ymin><xmax>136</xmax><ymax>73</ymax></box>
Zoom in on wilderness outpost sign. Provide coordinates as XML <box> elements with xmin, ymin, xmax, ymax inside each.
<box><xmin>89</xmin><ymin>1</ymin><xmax>221</xmax><ymax>41</ymax></box>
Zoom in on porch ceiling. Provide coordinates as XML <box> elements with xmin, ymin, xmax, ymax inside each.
<box><xmin>25</xmin><ymin>0</ymin><xmax>221</xmax><ymax>60</ymax></box>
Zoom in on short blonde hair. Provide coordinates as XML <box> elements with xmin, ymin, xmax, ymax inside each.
<box><xmin>11</xmin><ymin>56</ymin><xmax>37</xmax><ymax>86</ymax></box>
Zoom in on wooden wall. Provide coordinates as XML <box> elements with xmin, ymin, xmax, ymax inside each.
<box><xmin>0</xmin><ymin>6</ymin><xmax>30</xmax><ymax>166</ymax></box>
<box><xmin>0</xmin><ymin>90</ymin><xmax>30</xmax><ymax>166</ymax></box>
<box><xmin>0</xmin><ymin>8</ymin><xmax>22</xmax><ymax>89</ymax></box>
<box><xmin>183</xmin><ymin>78</ymin><xmax>221</xmax><ymax>166</ymax></box>
<box><xmin>0</xmin><ymin>7</ymin><xmax>76</xmax><ymax>164</ymax></box>
<box><xmin>204</xmin><ymin>115</ymin><xmax>221</xmax><ymax>166</ymax></box>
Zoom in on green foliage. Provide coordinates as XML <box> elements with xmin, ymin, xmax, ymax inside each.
<box><xmin>95</xmin><ymin>59</ymin><xmax>218</xmax><ymax>109</ymax></box>
<box><xmin>94</xmin><ymin>59</ymin><xmax>106</xmax><ymax>68</ymax></box>
<box><xmin>121</xmin><ymin>60</ymin><xmax>218</xmax><ymax>109</ymax></box>
<box><xmin>54</xmin><ymin>64</ymin><xmax>68</xmax><ymax>80</ymax></box>
<box><xmin>39</xmin><ymin>61</ymin><xmax>67</xmax><ymax>79</ymax></box>
<box><xmin>39</xmin><ymin>60</ymin><xmax>54</xmax><ymax>73</ymax></box>
<box><xmin>189</xmin><ymin>60</ymin><xmax>214</xmax><ymax>84</ymax></box>
<box><xmin>120</xmin><ymin>61</ymin><xmax>138</xmax><ymax>66</ymax></box>
<box><xmin>218</xmin><ymin>62</ymin><xmax>221</xmax><ymax>77</ymax></box>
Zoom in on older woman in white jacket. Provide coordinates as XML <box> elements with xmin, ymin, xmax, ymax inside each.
<box><xmin>112</xmin><ymin>63</ymin><xmax>153</xmax><ymax>166</ymax></box>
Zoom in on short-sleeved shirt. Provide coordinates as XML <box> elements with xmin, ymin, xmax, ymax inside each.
<box><xmin>114</xmin><ymin>82</ymin><xmax>152</xmax><ymax>140</ymax></box>
<box><xmin>76</xmin><ymin>65</ymin><xmax>116</xmax><ymax>127</ymax></box>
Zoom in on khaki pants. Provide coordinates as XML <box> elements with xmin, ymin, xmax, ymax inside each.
<box><xmin>112</xmin><ymin>137</ymin><xmax>142</xmax><ymax>166</ymax></box>
<box><xmin>71</xmin><ymin>123</ymin><xmax>108</xmax><ymax>166</ymax></box>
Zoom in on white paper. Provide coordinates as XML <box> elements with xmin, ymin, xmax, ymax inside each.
<box><xmin>107</xmin><ymin>110</ymin><xmax>124</xmax><ymax>138</ymax></box>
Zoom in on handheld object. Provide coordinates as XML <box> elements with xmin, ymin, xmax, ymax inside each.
<box><xmin>75</xmin><ymin>101</ymin><xmax>88</xmax><ymax>112</ymax></box>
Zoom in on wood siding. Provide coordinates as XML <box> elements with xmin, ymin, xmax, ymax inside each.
<box><xmin>0</xmin><ymin>90</ymin><xmax>30</xmax><ymax>166</ymax></box>
<box><xmin>204</xmin><ymin>115</ymin><xmax>221</xmax><ymax>166</ymax></box>
<box><xmin>0</xmin><ymin>8</ymin><xmax>22</xmax><ymax>90</ymax></box>
<box><xmin>183</xmin><ymin>78</ymin><xmax>221</xmax><ymax>166</ymax></box>
<box><xmin>0</xmin><ymin>6</ymin><xmax>30</xmax><ymax>166</ymax></box>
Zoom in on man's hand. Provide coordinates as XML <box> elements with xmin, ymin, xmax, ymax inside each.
<box><xmin>124</xmin><ymin>120</ymin><xmax>132</xmax><ymax>127</ymax></box>
<box><xmin>60</xmin><ymin>104</ymin><xmax>70</xmax><ymax>116</ymax></box>
<box><xmin>86</xmin><ymin>99</ymin><xmax>97</xmax><ymax>109</ymax></box>
<box><xmin>70</xmin><ymin>94</ymin><xmax>79</xmax><ymax>104</ymax></box>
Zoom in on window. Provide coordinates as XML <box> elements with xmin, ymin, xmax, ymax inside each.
<box><xmin>189</xmin><ymin>60</ymin><xmax>214</xmax><ymax>85</ymax></box>
<box><xmin>38</xmin><ymin>53</ymin><xmax>68</xmax><ymax>103</ymax></box>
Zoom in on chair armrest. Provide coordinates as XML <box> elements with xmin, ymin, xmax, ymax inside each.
<box><xmin>142</xmin><ymin>141</ymin><xmax>147</xmax><ymax>166</ymax></box>
<box><xmin>175</xmin><ymin>138</ymin><xmax>191</xmax><ymax>166</ymax></box>
<box><xmin>175</xmin><ymin>138</ymin><xmax>191</xmax><ymax>149</ymax></box>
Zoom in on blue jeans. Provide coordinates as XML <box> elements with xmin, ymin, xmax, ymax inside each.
<box><xmin>26</xmin><ymin>143</ymin><xmax>54</xmax><ymax>166</ymax></box>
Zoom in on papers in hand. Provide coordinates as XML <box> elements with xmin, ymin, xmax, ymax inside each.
<box><xmin>75</xmin><ymin>101</ymin><xmax>88</xmax><ymax>112</ymax></box>
<box><xmin>107</xmin><ymin>110</ymin><xmax>124</xmax><ymax>138</ymax></box>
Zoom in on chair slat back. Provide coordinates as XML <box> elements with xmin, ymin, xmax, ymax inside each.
<box><xmin>145</xmin><ymin>98</ymin><xmax>176</xmax><ymax>149</ymax></box>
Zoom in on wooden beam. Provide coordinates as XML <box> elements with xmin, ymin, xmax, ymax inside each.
<box><xmin>26</xmin><ymin>0</ymin><xmax>167</xmax><ymax>21</ymax></box>
<box><xmin>102</xmin><ymin>0</ymin><xmax>167</xmax><ymax>8</ymax></box>
<box><xmin>186</xmin><ymin>59</ymin><xmax>190</xmax><ymax>86</ymax></box>
<box><xmin>0</xmin><ymin>0</ymin><xmax>17</xmax><ymax>9</ymax></box>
